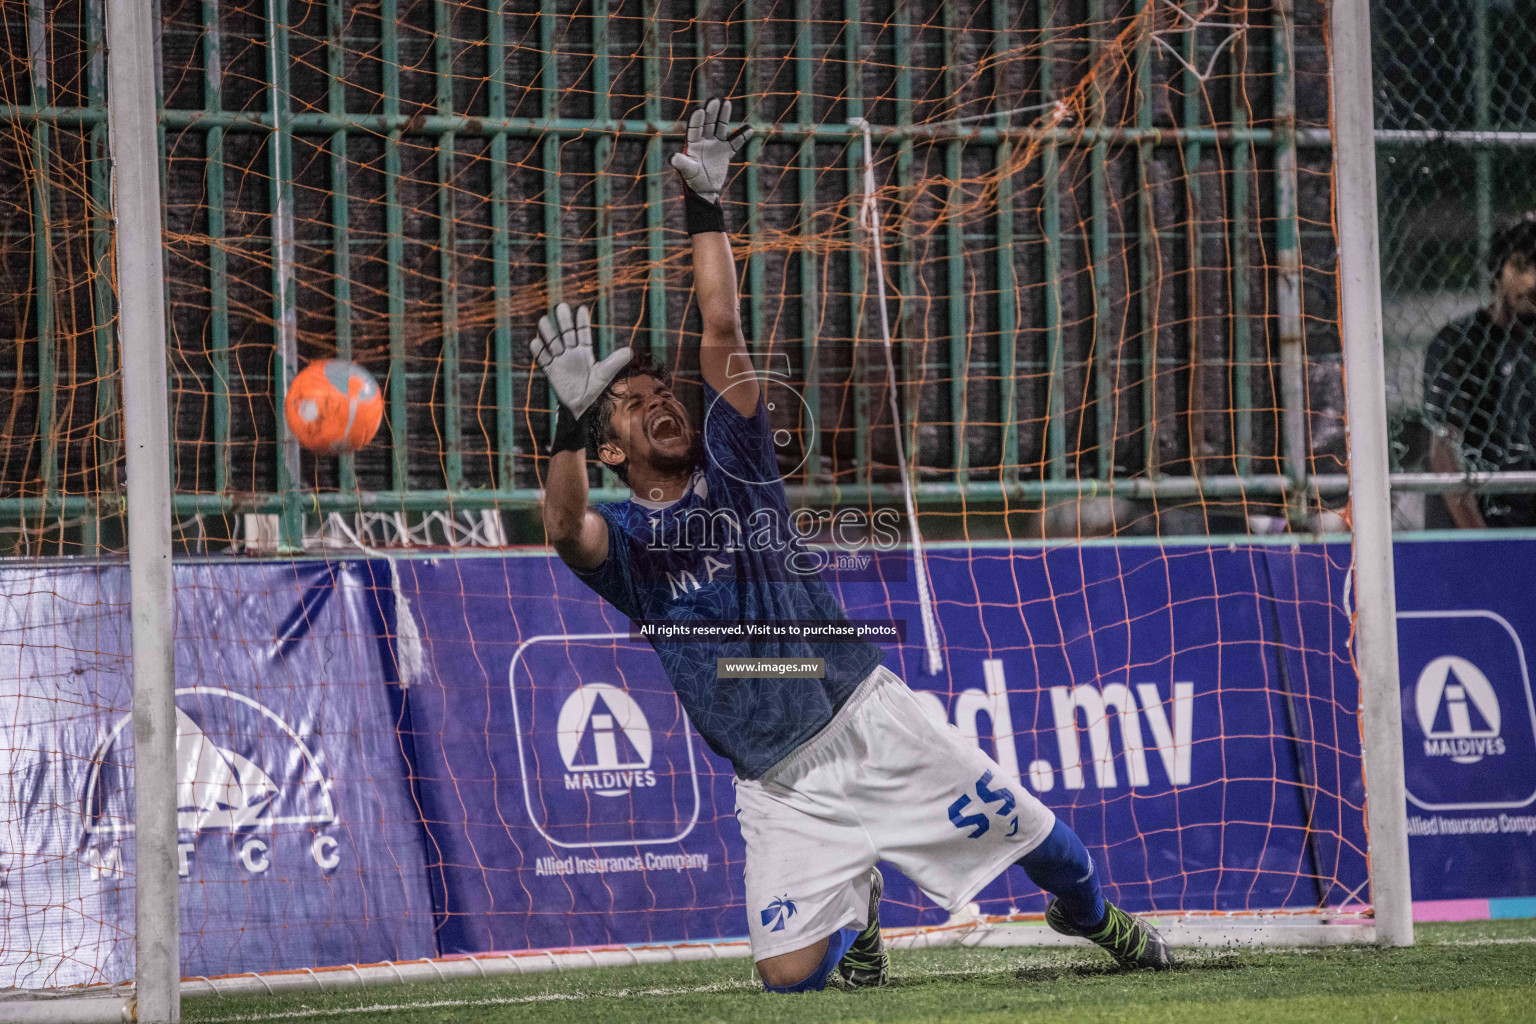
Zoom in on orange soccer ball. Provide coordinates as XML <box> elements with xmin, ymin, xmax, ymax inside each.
<box><xmin>284</xmin><ymin>360</ymin><xmax>384</xmax><ymax>454</ymax></box>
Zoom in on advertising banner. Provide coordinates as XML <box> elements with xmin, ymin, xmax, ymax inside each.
<box><xmin>395</xmin><ymin>558</ymin><xmax>743</xmax><ymax>956</ymax></box>
<box><xmin>0</xmin><ymin>562</ymin><xmax>436</xmax><ymax>986</ymax></box>
<box><xmin>1392</xmin><ymin>539</ymin><xmax>1536</xmax><ymax>903</ymax></box>
<box><xmin>400</xmin><ymin>542</ymin><xmax>1370</xmax><ymax>953</ymax></box>
<box><xmin>4</xmin><ymin>536</ymin><xmax>1530</xmax><ymax>980</ymax></box>
<box><xmin>1264</xmin><ymin>539</ymin><xmax>1536</xmax><ymax>906</ymax></box>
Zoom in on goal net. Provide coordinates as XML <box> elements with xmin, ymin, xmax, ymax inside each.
<box><xmin>0</xmin><ymin>0</ymin><xmax>1383</xmax><ymax>1009</ymax></box>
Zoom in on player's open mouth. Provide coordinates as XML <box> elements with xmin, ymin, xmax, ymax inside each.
<box><xmin>648</xmin><ymin>413</ymin><xmax>684</xmax><ymax>444</ymax></box>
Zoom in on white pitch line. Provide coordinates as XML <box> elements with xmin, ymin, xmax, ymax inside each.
<box><xmin>192</xmin><ymin>935</ymin><xmax>1536</xmax><ymax>1023</ymax></box>
<box><xmin>193</xmin><ymin>960</ymin><xmax>1113</xmax><ymax>1024</ymax></box>
<box><xmin>1432</xmin><ymin>936</ymin><xmax>1536</xmax><ymax>946</ymax></box>
<box><xmin>194</xmin><ymin>981</ymin><xmax>760</xmax><ymax>1023</ymax></box>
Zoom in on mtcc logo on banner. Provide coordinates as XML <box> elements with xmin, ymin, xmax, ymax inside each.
<box><xmin>509</xmin><ymin>633</ymin><xmax>700</xmax><ymax>847</ymax></box>
<box><xmin>81</xmin><ymin>686</ymin><xmax>341</xmax><ymax>877</ymax></box>
<box><xmin>1398</xmin><ymin>610</ymin><xmax>1536</xmax><ymax>810</ymax></box>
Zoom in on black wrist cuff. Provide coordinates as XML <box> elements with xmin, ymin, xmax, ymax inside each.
<box><xmin>684</xmin><ymin>189</ymin><xmax>727</xmax><ymax>235</ymax></box>
<box><xmin>551</xmin><ymin>402</ymin><xmax>594</xmax><ymax>456</ymax></box>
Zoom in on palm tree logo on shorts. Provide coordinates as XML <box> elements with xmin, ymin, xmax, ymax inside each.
<box><xmin>760</xmin><ymin>895</ymin><xmax>798</xmax><ymax>932</ymax></box>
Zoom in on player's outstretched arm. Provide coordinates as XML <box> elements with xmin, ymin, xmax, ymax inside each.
<box><xmin>671</xmin><ymin>97</ymin><xmax>759</xmax><ymax>416</ymax></box>
<box><xmin>534</xmin><ymin>302</ymin><xmax>631</xmax><ymax>568</ymax></box>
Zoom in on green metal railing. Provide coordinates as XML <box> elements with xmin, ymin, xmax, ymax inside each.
<box><xmin>4</xmin><ymin>0</ymin><xmax>1520</xmax><ymax>549</ymax></box>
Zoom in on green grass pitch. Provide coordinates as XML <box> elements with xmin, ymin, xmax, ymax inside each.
<box><xmin>183</xmin><ymin>920</ymin><xmax>1536</xmax><ymax>1024</ymax></box>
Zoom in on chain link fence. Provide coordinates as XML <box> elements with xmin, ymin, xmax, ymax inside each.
<box><xmin>1376</xmin><ymin>0</ymin><xmax>1536</xmax><ymax>528</ymax></box>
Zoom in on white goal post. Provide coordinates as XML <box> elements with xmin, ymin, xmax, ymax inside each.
<box><xmin>109</xmin><ymin>0</ymin><xmax>181</xmax><ymax>1017</ymax></box>
<box><xmin>1329</xmin><ymin>0</ymin><xmax>1414</xmax><ymax>949</ymax></box>
<box><xmin>6</xmin><ymin>1</ymin><xmax>181</xmax><ymax>1022</ymax></box>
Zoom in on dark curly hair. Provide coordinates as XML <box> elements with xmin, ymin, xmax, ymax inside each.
<box><xmin>1489</xmin><ymin>211</ymin><xmax>1536</xmax><ymax>282</ymax></box>
<box><xmin>585</xmin><ymin>351</ymin><xmax>672</xmax><ymax>485</ymax></box>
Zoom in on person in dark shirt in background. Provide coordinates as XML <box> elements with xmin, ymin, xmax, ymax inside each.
<box><xmin>1423</xmin><ymin>212</ymin><xmax>1536</xmax><ymax>529</ymax></box>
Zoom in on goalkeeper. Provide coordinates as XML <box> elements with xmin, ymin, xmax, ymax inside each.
<box><xmin>536</xmin><ymin>98</ymin><xmax>1172</xmax><ymax>992</ymax></box>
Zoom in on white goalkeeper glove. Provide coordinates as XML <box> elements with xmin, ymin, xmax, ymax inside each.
<box><xmin>532</xmin><ymin>302</ymin><xmax>633</xmax><ymax>453</ymax></box>
<box><xmin>669</xmin><ymin>97</ymin><xmax>753</xmax><ymax>206</ymax></box>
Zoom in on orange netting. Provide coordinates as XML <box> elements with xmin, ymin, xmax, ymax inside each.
<box><xmin>0</xmin><ymin>0</ymin><xmax>1372</xmax><ymax>993</ymax></box>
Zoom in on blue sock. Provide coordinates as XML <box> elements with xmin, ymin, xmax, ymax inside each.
<box><xmin>761</xmin><ymin>927</ymin><xmax>859</xmax><ymax>993</ymax></box>
<box><xmin>1017</xmin><ymin>818</ymin><xmax>1107</xmax><ymax>931</ymax></box>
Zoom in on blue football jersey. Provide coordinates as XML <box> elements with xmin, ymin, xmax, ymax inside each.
<box><xmin>572</xmin><ymin>382</ymin><xmax>885</xmax><ymax>779</ymax></box>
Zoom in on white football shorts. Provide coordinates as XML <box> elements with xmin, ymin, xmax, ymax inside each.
<box><xmin>735</xmin><ymin>663</ymin><xmax>1056</xmax><ymax>961</ymax></box>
